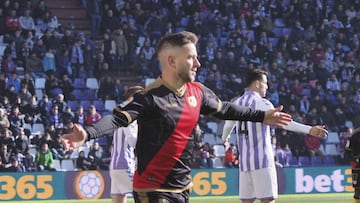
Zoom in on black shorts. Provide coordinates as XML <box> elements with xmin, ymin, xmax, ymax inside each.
<box><xmin>353</xmin><ymin>168</ymin><xmax>360</xmax><ymax>188</ymax></box>
<box><xmin>133</xmin><ymin>190</ymin><xmax>189</xmax><ymax>203</ymax></box>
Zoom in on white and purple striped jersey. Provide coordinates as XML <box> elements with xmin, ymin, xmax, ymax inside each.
<box><xmin>109</xmin><ymin>121</ymin><xmax>138</xmax><ymax>172</ymax></box>
<box><xmin>223</xmin><ymin>90</ymin><xmax>274</xmax><ymax>172</ymax></box>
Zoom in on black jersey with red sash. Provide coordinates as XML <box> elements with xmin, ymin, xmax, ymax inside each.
<box><xmin>119</xmin><ymin>79</ymin><xmax>221</xmax><ymax>192</ymax></box>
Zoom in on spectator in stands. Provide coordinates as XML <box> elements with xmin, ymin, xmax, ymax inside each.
<box><xmin>112</xmin><ymin>27</ymin><xmax>128</xmax><ymax>68</ymax></box>
<box><xmin>5</xmin><ymin>9</ymin><xmax>21</xmax><ymax>34</ymax></box>
<box><xmin>7</xmin><ymin>156</ymin><xmax>24</xmax><ymax>172</ymax></box>
<box><xmin>83</xmin><ymin>43</ymin><xmax>96</xmax><ymax>77</ymax></box>
<box><xmin>0</xmin><ymin>142</ymin><xmax>12</xmax><ymax>165</ymax></box>
<box><xmin>43</xmin><ymin>11</ymin><xmax>60</xmax><ymax>32</ymax></box>
<box><xmin>87</xmin><ymin>141</ymin><xmax>108</xmax><ymax>170</ymax></box>
<box><xmin>18</xmin><ymin>84</ymin><xmax>32</xmax><ymax>106</ymax></box>
<box><xmin>75</xmin><ymin>150</ymin><xmax>91</xmax><ymax>170</ymax></box>
<box><xmin>114</xmin><ymin>78</ymin><xmax>124</xmax><ymax>102</ymax></box>
<box><xmin>59</xmin><ymin>74</ymin><xmax>74</xmax><ymax>101</ymax></box>
<box><xmin>70</xmin><ymin>39</ymin><xmax>85</xmax><ymax>79</ymax></box>
<box><xmin>38</xmin><ymin>94</ymin><xmax>52</xmax><ymax>119</ymax></box>
<box><xmin>6</xmin><ymin>72</ymin><xmax>21</xmax><ymax>95</ymax></box>
<box><xmin>14</xmin><ymin>128</ymin><xmax>29</xmax><ymax>155</ymax></box>
<box><xmin>25</xmin><ymin>51</ymin><xmax>45</xmax><ymax>78</ymax></box>
<box><xmin>62</xmin><ymin>106</ymin><xmax>74</xmax><ymax>125</ymax></box>
<box><xmin>33</xmin><ymin>0</ymin><xmax>49</xmax><ymax>26</ymax></box>
<box><xmin>2</xmin><ymin>53</ymin><xmax>16</xmax><ymax>75</ymax></box>
<box><xmin>42</xmin><ymin>47</ymin><xmax>56</xmax><ymax>74</ymax></box>
<box><xmin>23</xmin><ymin>96</ymin><xmax>42</xmax><ymax>125</ymax></box>
<box><xmin>200</xmin><ymin>142</ymin><xmax>215</xmax><ymax>168</ymax></box>
<box><xmin>224</xmin><ymin>143</ymin><xmax>238</xmax><ymax>168</ymax></box>
<box><xmin>102</xmin><ymin>9</ymin><xmax>118</xmax><ymax>35</ymax></box>
<box><xmin>45</xmin><ymin>104</ymin><xmax>63</xmax><ymax>129</ymax></box>
<box><xmin>289</xmin><ymin>132</ymin><xmax>310</xmax><ymax>166</ymax></box>
<box><xmin>84</xmin><ymin>105</ymin><xmax>101</xmax><ymax>126</ymax></box>
<box><xmin>23</xmin><ymin>151</ymin><xmax>35</xmax><ymax>172</ymax></box>
<box><xmin>44</xmin><ymin>72</ymin><xmax>63</xmax><ymax>99</ymax></box>
<box><xmin>101</xmin><ymin>31</ymin><xmax>116</xmax><ymax>69</ymax></box>
<box><xmin>4</xmin><ymin>85</ymin><xmax>17</xmax><ymax>104</ymax></box>
<box><xmin>19</xmin><ymin>9</ymin><xmax>35</xmax><ymax>37</ymax></box>
<box><xmin>73</xmin><ymin>106</ymin><xmax>86</xmax><ymax>127</ymax></box>
<box><xmin>52</xmin><ymin>93</ymin><xmax>67</xmax><ymax>112</ymax></box>
<box><xmin>20</xmin><ymin>73</ymin><xmax>35</xmax><ymax>96</ymax></box>
<box><xmin>87</xmin><ymin>0</ymin><xmax>103</xmax><ymax>39</ymax></box>
<box><xmin>304</xmin><ymin>131</ymin><xmax>324</xmax><ymax>165</ymax></box>
<box><xmin>18</xmin><ymin>40</ymin><xmax>30</xmax><ymax>67</ymax></box>
<box><xmin>35</xmin><ymin>142</ymin><xmax>56</xmax><ymax>171</ymax></box>
<box><xmin>0</xmin><ymin>107</ymin><xmax>9</xmax><ymax>131</ymax></box>
<box><xmin>32</xmin><ymin>38</ymin><xmax>46</xmax><ymax>59</ymax></box>
<box><xmin>326</xmin><ymin>74</ymin><xmax>341</xmax><ymax>92</ymax></box>
<box><xmin>8</xmin><ymin>105</ymin><xmax>24</xmax><ymax>136</ymax></box>
<box><xmin>275</xmin><ymin>129</ymin><xmax>293</xmax><ymax>167</ymax></box>
<box><xmin>97</xmin><ymin>75</ymin><xmax>115</xmax><ymax>100</ymax></box>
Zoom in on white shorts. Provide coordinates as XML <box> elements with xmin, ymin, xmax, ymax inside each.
<box><xmin>239</xmin><ymin>167</ymin><xmax>278</xmax><ymax>201</ymax></box>
<box><xmin>110</xmin><ymin>169</ymin><xmax>133</xmax><ymax>195</ymax></box>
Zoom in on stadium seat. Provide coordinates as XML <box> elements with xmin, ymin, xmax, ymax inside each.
<box><xmin>104</xmin><ymin>100</ymin><xmax>117</xmax><ymax>111</ymax></box>
<box><xmin>82</xmin><ymin>89</ymin><xmax>97</xmax><ymax>100</ymax></box>
<box><xmin>35</xmin><ymin>78</ymin><xmax>46</xmax><ymax>89</ymax></box>
<box><xmin>274</xmin><ymin>18</ymin><xmax>285</xmax><ymax>27</ymax></box>
<box><xmin>311</xmin><ymin>156</ymin><xmax>323</xmax><ymax>166</ymax></box>
<box><xmin>273</xmin><ymin>28</ymin><xmax>283</xmax><ymax>37</ymax></box>
<box><xmin>213</xmin><ymin>144</ymin><xmax>226</xmax><ymax>157</ymax></box>
<box><xmin>282</xmin><ymin>28</ymin><xmax>292</xmax><ymax>36</ymax></box>
<box><xmin>67</xmin><ymin>100</ymin><xmax>79</xmax><ymax>111</ymax></box>
<box><xmin>86</xmin><ymin>78</ymin><xmax>99</xmax><ymax>90</ymax></box>
<box><xmin>327</xmin><ymin>132</ymin><xmax>340</xmax><ymax>144</ymax></box>
<box><xmin>32</xmin><ymin>123</ymin><xmax>45</xmax><ymax>135</ymax></box>
<box><xmin>78</xmin><ymin>145</ymin><xmax>90</xmax><ymax>157</ymax></box>
<box><xmin>144</xmin><ymin>78</ymin><xmax>156</xmax><ymax>87</ymax></box>
<box><xmin>206</xmin><ymin>122</ymin><xmax>218</xmax><ymax>134</ymax></box>
<box><xmin>345</xmin><ymin>120</ymin><xmax>354</xmax><ymax>129</ymax></box>
<box><xmin>71</xmin><ymin>89</ymin><xmax>83</xmax><ymax>100</ymax></box>
<box><xmin>214</xmin><ymin>157</ymin><xmax>224</xmax><ymax>168</ymax></box>
<box><xmin>61</xmin><ymin>159</ymin><xmax>76</xmax><ymax>171</ymax></box>
<box><xmin>323</xmin><ymin>155</ymin><xmax>335</xmax><ymax>165</ymax></box>
<box><xmin>92</xmin><ymin>100</ymin><xmax>105</xmax><ymax>112</ymax></box>
<box><xmin>73</xmin><ymin>78</ymin><xmax>86</xmax><ymax>89</ymax></box>
<box><xmin>325</xmin><ymin>144</ymin><xmax>339</xmax><ymax>156</ymax></box>
<box><xmin>268</xmin><ymin>37</ymin><xmax>279</xmax><ymax>47</ymax></box>
<box><xmin>203</xmin><ymin>133</ymin><xmax>217</xmax><ymax>145</ymax></box>
<box><xmin>298</xmin><ymin>156</ymin><xmax>311</xmax><ymax>166</ymax></box>
<box><xmin>80</xmin><ymin>100</ymin><xmax>91</xmax><ymax>111</ymax></box>
<box><xmin>52</xmin><ymin>159</ymin><xmax>62</xmax><ymax>170</ymax></box>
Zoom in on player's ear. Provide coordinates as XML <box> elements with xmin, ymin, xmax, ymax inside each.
<box><xmin>168</xmin><ymin>55</ymin><xmax>176</xmax><ymax>69</ymax></box>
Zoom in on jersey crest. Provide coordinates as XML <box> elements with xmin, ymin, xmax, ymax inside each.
<box><xmin>187</xmin><ymin>96</ymin><xmax>197</xmax><ymax>107</ymax></box>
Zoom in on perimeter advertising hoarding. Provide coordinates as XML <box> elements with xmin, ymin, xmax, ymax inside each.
<box><xmin>0</xmin><ymin>167</ymin><xmax>353</xmax><ymax>201</ymax></box>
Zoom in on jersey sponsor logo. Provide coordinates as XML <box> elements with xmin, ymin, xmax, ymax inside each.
<box><xmin>164</xmin><ymin>103</ymin><xmax>178</xmax><ymax>108</ymax></box>
<box><xmin>187</xmin><ymin>96</ymin><xmax>197</xmax><ymax>107</ymax></box>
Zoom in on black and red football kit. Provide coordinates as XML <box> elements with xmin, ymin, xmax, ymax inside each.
<box><xmin>85</xmin><ymin>78</ymin><xmax>265</xmax><ymax>193</ymax></box>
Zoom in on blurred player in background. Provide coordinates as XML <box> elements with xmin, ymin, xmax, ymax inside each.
<box><xmin>346</xmin><ymin>127</ymin><xmax>360</xmax><ymax>203</ymax></box>
<box><xmin>222</xmin><ymin>69</ymin><xmax>327</xmax><ymax>203</ymax></box>
<box><xmin>110</xmin><ymin>86</ymin><xmax>144</xmax><ymax>203</ymax></box>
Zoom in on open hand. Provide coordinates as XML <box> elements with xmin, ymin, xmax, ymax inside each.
<box><xmin>309</xmin><ymin>125</ymin><xmax>328</xmax><ymax>138</ymax></box>
<box><xmin>62</xmin><ymin>123</ymin><xmax>88</xmax><ymax>150</ymax></box>
<box><xmin>263</xmin><ymin>106</ymin><xmax>292</xmax><ymax>128</ymax></box>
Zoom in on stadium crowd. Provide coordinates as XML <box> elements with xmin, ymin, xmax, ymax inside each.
<box><xmin>0</xmin><ymin>0</ymin><xmax>359</xmax><ymax>171</ymax></box>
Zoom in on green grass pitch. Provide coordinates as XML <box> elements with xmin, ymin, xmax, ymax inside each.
<box><xmin>6</xmin><ymin>193</ymin><xmax>353</xmax><ymax>203</ymax></box>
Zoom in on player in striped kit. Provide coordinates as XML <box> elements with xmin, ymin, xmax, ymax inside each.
<box><xmin>110</xmin><ymin>86</ymin><xmax>144</xmax><ymax>203</ymax></box>
<box><xmin>222</xmin><ymin>69</ymin><xmax>328</xmax><ymax>203</ymax></box>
